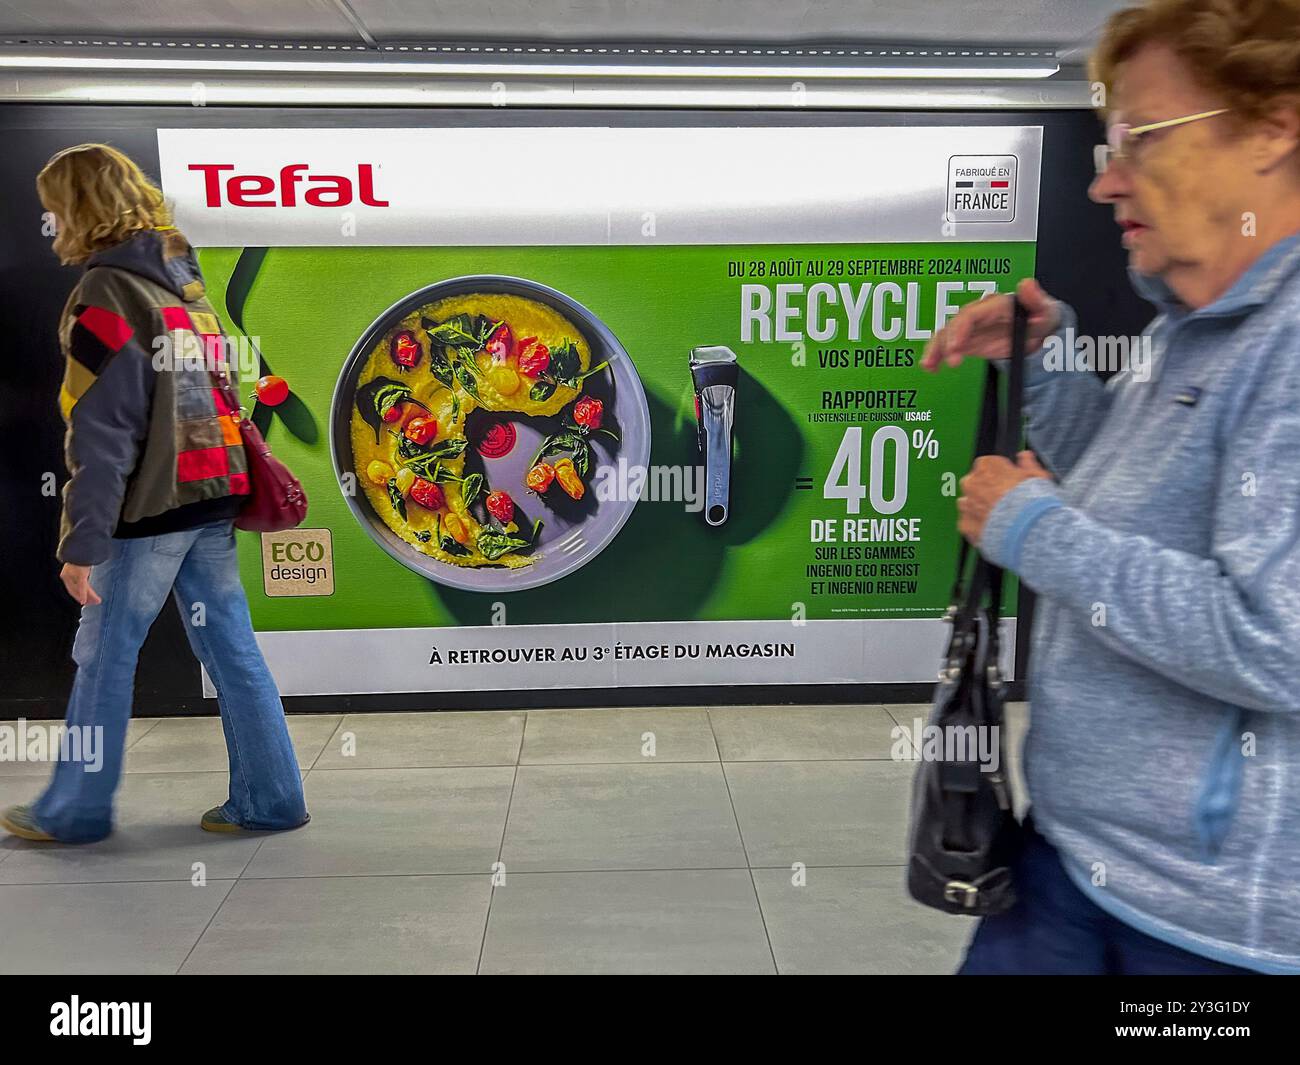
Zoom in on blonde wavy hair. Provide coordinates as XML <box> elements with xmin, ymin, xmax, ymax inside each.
<box><xmin>1091</xmin><ymin>0</ymin><xmax>1300</xmax><ymax>126</ymax></box>
<box><xmin>37</xmin><ymin>143</ymin><xmax>173</xmax><ymax>265</ymax></box>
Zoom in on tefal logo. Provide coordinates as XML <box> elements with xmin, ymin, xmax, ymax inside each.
<box><xmin>187</xmin><ymin>162</ymin><xmax>389</xmax><ymax>207</ymax></box>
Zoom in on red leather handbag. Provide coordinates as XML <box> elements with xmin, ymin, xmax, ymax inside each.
<box><xmin>212</xmin><ymin>370</ymin><xmax>308</xmax><ymax>533</ymax></box>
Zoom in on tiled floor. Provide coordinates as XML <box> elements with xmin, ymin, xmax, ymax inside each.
<box><xmin>0</xmin><ymin>703</ymin><xmax>1029</xmax><ymax>974</ymax></box>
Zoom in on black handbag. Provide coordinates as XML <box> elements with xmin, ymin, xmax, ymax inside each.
<box><xmin>905</xmin><ymin>296</ymin><xmax>1028</xmax><ymax>916</ymax></box>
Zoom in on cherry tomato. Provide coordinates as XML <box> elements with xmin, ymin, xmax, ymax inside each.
<box><xmin>573</xmin><ymin>396</ymin><xmax>603</xmax><ymax>431</ymax></box>
<box><xmin>255</xmin><ymin>375</ymin><xmax>289</xmax><ymax>406</ymax></box>
<box><xmin>404</xmin><ymin>416</ymin><xmax>438</xmax><ymax>445</ymax></box>
<box><xmin>382</xmin><ymin>402</ymin><xmax>405</xmax><ymax>423</ymax></box>
<box><xmin>390</xmin><ymin>330</ymin><xmax>421</xmax><ymax>369</ymax></box>
<box><xmin>518</xmin><ymin>343</ymin><xmax>550</xmax><ymax>377</ymax></box>
<box><xmin>486</xmin><ymin>322</ymin><xmax>514</xmax><ymax>362</ymax></box>
<box><xmin>486</xmin><ymin>490</ymin><xmax>515</xmax><ymax>524</ymax></box>
<box><xmin>409</xmin><ymin>478</ymin><xmax>445</xmax><ymax>510</ymax></box>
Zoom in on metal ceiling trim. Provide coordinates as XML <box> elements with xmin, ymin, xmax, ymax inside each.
<box><xmin>0</xmin><ymin>37</ymin><xmax>1092</xmax><ymax>109</ymax></box>
<box><xmin>0</xmin><ymin>71</ymin><xmax>1094</xmax><ymax>109</ymax></box>
<box><xmin>0</xmin><ymin>36</ymin><xmax>1064</xmax><ymax>61</ymax></box>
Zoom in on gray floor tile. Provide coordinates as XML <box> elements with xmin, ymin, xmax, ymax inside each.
<box><xmin>520</xmin><ymin>707</ymin><xmax>717</xmax><ymax>764</ymax></box>
<box><xmin>754</xmin><ymin>866</ymin><xmax>973</xmax><ymax>974</ymax></box>
<box><xmin>180</xmin><ymin>874</ymin><xmax>491</xmax><ymax>975</ymax></box>
<box><xmin>0</xmin><ymin>706</ymin><xmax>987</xmax><ymax>974</ymax></box>
<box><xmin>126</xmin><ymin>718</ymin><xmax>163</xmax><ymax>749</ymax></box>
<box><xmin>0</xmin><ymin>716</ymin><xmax>162</xmax><ymax>778</ymax></box>
<box><xmin>883</xmin><ymin>703</ymin><xmax>931</xmax><ymax>730</ymax></box>
<box><xmin>502</xmin><ymin>762</ymin><xmax>746</xmax><ymax>871</ymax></box>
<box><xmin>0</xmin><ymin>772</ymin><xmax>265</xmax><ymax>884</ymax></box>
<box><xmin>480</xmin><ymin>870</ymin><xmax>774</xmax><ymax>974</ymax></box>
<box><xmin>124</xmin><ymin>714</ymin><xmax>342</xmax><ymax>774</ymax></box>
<box><xmin>710</xmin><ymin>704</ymin><xmax>900</xmax><ymax>761</ymax></box>
<box><xmin>725</xmin><ymin>760</ymin><xmax>913</xmax><ymax>867</ymax></box>
<box><xmin>0</xmin><ymin>879</ymin><xmax>234</xmax><ymax>974</ymax></box>
<box><xmin>312</xmin><ymin>711</ymin><xmax>523</xmax><ymax>770</ymax></box>
<box><xmin>243</xmin><ymin>767</ymin><xmax>515</xmax><ymax>878</ymax></box>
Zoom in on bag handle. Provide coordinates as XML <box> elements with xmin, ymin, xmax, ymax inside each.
<box><xmin>949</xmin><ymin>294</ymin><xmax>1029</xmax><ymax>621</ymax></box>
<box><xmin>208</xmin><ymin>361</ymin><xmax>248</xmax><ymax>423</ymax></box>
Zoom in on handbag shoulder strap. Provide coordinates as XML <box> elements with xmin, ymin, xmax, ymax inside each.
<box><xmin>208</xmin><ymin>362</ymin><xmax>245</xmax><ymax>417</ymax></box>
<box><xmin>950</xmin><ymin>294</ymin><xmax>1029</xmax><ymax>618</ymax></box>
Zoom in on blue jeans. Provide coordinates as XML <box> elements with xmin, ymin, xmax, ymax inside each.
<box><xmin>34</xmin><ymin>520</ymin><xmax>308</xmax><ymax>843</ymax></box>
<box><xmin>959</xmin><ymin>820</ymin><xmax>1257</xmax><ymax>975</ymax></box>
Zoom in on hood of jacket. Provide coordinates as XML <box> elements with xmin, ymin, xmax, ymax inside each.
<box><xmin>85</xmin><ymin>227</ymin><xmax>207</xmax><ymax>303</ymax></box>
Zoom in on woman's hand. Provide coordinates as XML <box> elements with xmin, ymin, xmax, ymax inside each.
<box><xmin>921</xmin><ymin>278</ymin><xmax>1062</xmax><ymax>371</ymax></box>
<box><xmin>60</xmin><ymin>563</ymin><xmax>101</xmax><ymax>606</ymax></box>
<box><xmin>958</xmin><ymin>451</ymin><xmax>1054</xmax><ymax>544</ymax></box>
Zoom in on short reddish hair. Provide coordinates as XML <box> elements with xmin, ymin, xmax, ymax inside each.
<box><xmin>1090</xmin><ymin>0</ymin><xmax>1300</xmax><ymax>123</ymax></box>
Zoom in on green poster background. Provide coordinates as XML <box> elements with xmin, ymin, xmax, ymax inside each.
<box><xmin>198</xmin><ymin>243</ymin><xmax>1034</xmax><ymax>631</ymax></box>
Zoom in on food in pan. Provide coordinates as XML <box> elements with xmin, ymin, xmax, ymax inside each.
<box><xmin>349</xmin><ymin>292</ymin><xmax>615</xmax><ymax>569</ymax></box>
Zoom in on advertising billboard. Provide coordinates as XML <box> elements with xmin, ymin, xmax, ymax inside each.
<box><xmin>155</xmin><ymin>124</ymin><xmax>1042</xmax><ymax>695</ymax></box>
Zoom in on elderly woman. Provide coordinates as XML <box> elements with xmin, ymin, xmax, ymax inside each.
<box><xmin>0</xmin><ymin>145</ymin><xmax>309</xmax><ymax>844</ymax></box>
<box><xmin>924</xmin><ymin>0</ymin><xmax>1300</xmax><ymax>974</ymax></box>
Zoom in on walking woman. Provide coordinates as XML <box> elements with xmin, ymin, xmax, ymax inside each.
<box><xmin>925</xmin><ymin>0</ymin><xmax>1300</xmax><ymax>973</ymax></box>
<box><xmin>0</xmin><ymin>144</ymin><xmax>309</xmax><ymax>843</ymax></box>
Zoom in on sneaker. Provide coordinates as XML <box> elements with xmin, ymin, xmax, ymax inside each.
<box><xmin>0</xmin><ymin>804</ymin><xmax>56</xmax><ymax>842</ymax></box>
<box><xmin>199</xmin><ymin>806</ymin><xmax>243</xmax><ymax>833</ymax></box>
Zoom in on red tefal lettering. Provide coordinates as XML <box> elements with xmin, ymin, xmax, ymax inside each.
<box><xmin>188</xmin><ymin>163</ymin><xmax>234</xmax><ymax>207</ymax></box>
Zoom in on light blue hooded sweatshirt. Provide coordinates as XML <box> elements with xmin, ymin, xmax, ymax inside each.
<box><xmin>980</xmin><ymin>233</ymin><xmax>1300</xmax><ymax>973</ymax></box>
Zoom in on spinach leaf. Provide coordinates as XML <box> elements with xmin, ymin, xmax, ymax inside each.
<box><xmin>549</xmin><ymin>340</ymin><xmax>581</xmax><ymax>386</ymax></box>
<box><xmin>534</xmin><ymin>429</ymin><xmax>590</xmax><ymax>470</ymax></box>
<box><xmin>429</xmin><ymin>437</ymin><xmax>469</xmax><ymax>460</ymax></box>
<box><xmin>385</xmin><ymin>477</ymin><xmax>407</xmax><ymax>521</ymax></box>
<box><xmin>441</xmin><ymin>535</ymin><xmax>472</xmax><ymax>556</ymax></box>
<box><xmin>529</xmin><ymin>378</ymin><xmax>557</xmax><ymax>402</ymax></box>
<box><xmin>428</xmin><ymin>346</ymin><xmax>455</xmax><ymax>389</ymax></box>
<box><xmin>394</xmin><ymin>434</ymin><xmax>467</xmax><ymax>462</ymax></box>
<box><xmin>572</xmin><ymin>440</ymin><xmax>592</xmax><ymax>478</ymax></box>
<box><xmin>459</xmin><ymin>472</ymin><xmax>485</xmax><ymax>508</ymax></box>
<box><xmin>424</xmin><ymin>315</ymin><xmax>479</xmax><ymax>348</ymax></box>
<box><xmin>475</xmin><ymin>517</ymin><xmax>543</xmax><ymax>561</ymax></box>
<box><xmin>475</xmin><ymin>529</ymin><xmax>532</xmax><ymax>561</ymax></box>
<box><xmin>474</xmin><ymin>316</ymin><xmax>503</xmax><ymax>345</ymax></box>
<box><xmin>455</xmin><ymin>363</ymin><xmax>480</xmax><ymax>398</ymax></box>
<box><xmin>357</xmin><ymin>378</ymin><xmax>415</xmax><ymax>444</ymax></box>
<box><xmin>400</xmin><ymin>437</ymin><xmax>468</xmax><ymax>480</ymax></box>
<box><xmin>390</xmin><ymin>430</ymin><xmax>419</xmax><ymax>460</ymax></box>
<box><xmin>413</xmin><ymin>529</ymin><xmax>432</xmax><ymax>543</ymax></box>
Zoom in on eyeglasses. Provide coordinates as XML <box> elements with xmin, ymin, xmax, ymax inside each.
<box><xmin>1094</xmin><ymin>108</ymin><xmax>1230</xmax><ymax>175</ymax></box>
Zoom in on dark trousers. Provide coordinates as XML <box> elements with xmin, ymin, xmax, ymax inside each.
<box><xmin>959</xmin><ymin>820</ymin><xmax>1259</xmax><ymax>975</ymax></box>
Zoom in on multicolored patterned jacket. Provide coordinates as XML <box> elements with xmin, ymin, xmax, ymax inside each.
<box><xmin>57</xmin><ymin>227</ymin><xmax>248</xmax><ymax>565</ymax></box>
